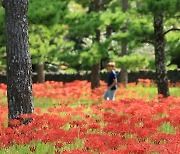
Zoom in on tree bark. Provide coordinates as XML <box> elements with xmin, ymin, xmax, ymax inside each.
<box><xmin>91</xmin><ymin>62</ymin><xmax>100</xmax><ymax>89</ymax></box>
<box><xmin>4</xmin><ymin>0</ymin><xmax>34</xmax><ymax>122</ymax></box>
<box><xmin>122</xmin><ymin>0</ymin><xmax>128</xmax><ymax>12</ymax></box>
<box><xmin>91</xmin><ymin>29</ymin><xmax>101</xmax><ymax>89</ymax></box>
<box><xmin>153</xmin><ymin>13</ymin><xmax>170</xmax><ymax>97</ymax></box>
<box><xmin>36</xmin><ymin>63</ymin><xmax>45</xmax><ymax>83</ymax></box>
<box><xmin>119</xmin><ymin>42</ymin><xmax>128</xmax><ymax>87</ymax></box>
<box><xmin>119</xmin><ymin>0</ymin><xmax>128</xmax><ymax>87</ymax></box>
<box><xmin>91</xmin><ymin>0</ymin><xmax>101</xmax><ymax>89</ymax></box>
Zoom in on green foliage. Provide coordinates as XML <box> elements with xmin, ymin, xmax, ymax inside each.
<box><xmin>80</xmin><ymin>43</ymin><xmax>102</xmax><ymax>66</ymax></box>
<box><xmin>167</xmin><ymin>64</ymin><xmax>178</xmax><ymax>71</ymax></box>
<box><xmin>138</xmin><ymin>0</ymin><xmax>180</xmax><ymax>15</ymax></box>
<box><xmin>100</xmin><ymin>8</ymin><xmax>125</xmax><ymax>30</ymax></box>
<box><xmin>29</xmin><ymin>25</ymin><xmax>51</xmax><ymax>64</ymax></box>
<box><xmin>74</xmin><ymin>0</ymin><xmax>91</xmax><ymax>8</ymax></box>
<box><xmin>48</xmin><ymin>25</ymin><xmax>75</xmax><ymax>64</ymax></box>
<box><xmin>28</xmin><ymin>0</ymin><xmax>70</xmax><ymax>25</ymax></box>
<box><xmin>0</xmin><ymin>0</ymin><xmax>179</xmax><ymax>72</ymax></box>
<box><xmin>0</xmin><ymin>5</ymin><xmax>6</xmax><ymax>73</ymax></box>
<box><xmin>128</xmin><ymin>14</ymin><xmax>154</xmax><ymax>43</ymax></box>
<box><xmin>66</xmin><ymin>11</ymin><xmax>102</xmax><ymax>37</ymax></box>
<box><xmin>29</xmin><ymin>24</ymin><xmax>74</xmax><ymax>66</ymax></box>
<box><xmin>166</xmin><ymin>32</ymin><xmax>180</xmax><ymax>67</ymax></box>
<box><xmin>114</xmin><ymin>54</ymin><xmax>149</xmax><ymax>71</ymax></box>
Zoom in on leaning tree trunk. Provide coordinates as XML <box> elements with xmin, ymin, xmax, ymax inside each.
<box><xmin>153</xmin><ymin>13</ymin><xmax>170</xmax><ymax>97</ymax></box>
<box><xmin>119</xmin><ymin>0</ymin><xmax>128</xmax><ymax>87</ymax></box>
<box><xmin>36</xmin><ymin>63</ymin><xmax>45</xmax><ymax>83</ymax></box>
<box><xmin>4</xmin><ymin>0</ymin><xmax>34</xmax><ymax>123</ymax></box>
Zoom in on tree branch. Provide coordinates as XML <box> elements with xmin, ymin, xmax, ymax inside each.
<box><xmin>164</xmin><ymin>28</ymin><xmax>180</xmax><ymax>35</ymax></box>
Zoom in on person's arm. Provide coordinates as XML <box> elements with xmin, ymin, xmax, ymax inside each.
<box><xmin>108</xmin><ymin>79</ymin><xmax>117</xmax><ymax>90</ymax></box>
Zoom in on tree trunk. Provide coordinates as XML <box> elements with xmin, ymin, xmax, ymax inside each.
<box><xmin>91</xmin><ymin>62</ymin><xmax>100</xmax><ymax>89</ymax></box>
<box><xmin>120</xmin><ymin>0</ymin><xmax>128</xmax><ymax>87</ymax></box>
<box><xmin>4</xmin><ymin>0</ymin><xmax>34</xmax><ymax>122</ymax></box>
<box><xmin>153</xmin><ymin>13</ymin><xmax>170</xmax><ymax>97</ymax></box>
<box><xmin>36</xmin><ymin>63</ymin><xmax>45</xmax><ymax>83</ymax></box>
<box><xmin>91</xmin><ymin>29</ymin><xmax>101</xmax><ymax>89</ymax></box>
<box><xmin>120</xmin><ymin>42</ymin><xmax>128</xmax><ymax>87</ymax></box>
<box><xmin>91</xmin><ymin>0</ymin><xmax>101</xmax><ymax>89</ymax></box>
<box><xmin>106</xmin><ymin>26</ymin><xmax>112</xmax><ymax>38</ymax></box>
<box><xmin>122</xmin><ymin>0</ymin><xmax>128</xmax><ymax>12</ymax></box>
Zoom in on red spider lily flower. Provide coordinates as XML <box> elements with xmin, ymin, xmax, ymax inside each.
<box><xmin>103</xmin><ymin>123</ymin><xmax>131</xmax><ymax>135</ymax></box>
<box><xmin>4</xmin><ymin>127</ymin><xmax>14</xmax><ymax>135</ymax></box>
<box><xmin>55</xmin><ymin>141</ymin><xmax>63</xmax><ymax>148</ymax></box>
<box><xmin>136</xmin><ymin>127</ymin><xmax>157</xmax><ymax>140</ymax></box>
<box><xmin>0</xmin><ymin>83</ymin><xmax>7</xmax><ymax>90</ymax></box>
<box><xmin>168</xmin><ymin>107</ymin><xmax>180</xmax><ymax>127</ymax></box>
<box><xmin>88</xmin><ymin>123</ymin><xmax>101</xmax><ymax>130</ymax></box>
<box><xmin>34</xmin><ymin>107</ymin><xmax>42</xmax><ymax>114</ymax></box>
<box><xmin>125</xmin><ymin>141</ymin><xmax>147</xmax><ymax>154</ymax></box>
<box><xmin>18</xmin><ymin>114</ymin><xmax>29</xmax><ymax>119</ymax></box>
<box><xmin>62</xmin><ymin>149</ymin><xmax>93</xmax><ymax>154</ymax></box>
<box><xmin>85</xmin><ymin>135</ymin><xmax>107</xmax><ymax>152</ymax></box>
<box><xmin>9</xmin><ymin>119</ymin><xmax>21</xmax><ymax>127</ymax></box>
<box><xmin>103</xmin><ymin>135</ymin><xmax>122</xmax><ymax>149</ymax></box>
<box><xmin>48</xmin><ymin>108</ymin><xmax>56</xmax><ymax>112</ymax></box>
<box><xmin>70</xmin><ymin>120</ymin><xmax>86</xmax><ymax>127</ymax></box>
<box><xmin>62</xmin><ymin>132</ymin><xmax>76</xmax><ymax>143</ymax></box>
<box><xmin>29</xmin><ymin>146</ymin><xmax>36</xmax><ymax>152</ymax></box>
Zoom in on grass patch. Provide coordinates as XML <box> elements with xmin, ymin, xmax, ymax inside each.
<box><xmin>158</xmin><ymin>122</ymin><xmax>176</xmax><ymax>134</ymax></box>
<box><xmin>0</xmin><ymin>142</ymin><xmax>55</xmax><ymax>154</ymax></box>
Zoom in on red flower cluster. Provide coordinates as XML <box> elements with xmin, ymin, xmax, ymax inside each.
<box><xmin>0</xmin><ymin>80</ymin><xmax>179</xmax><ymax>153</ymax></box>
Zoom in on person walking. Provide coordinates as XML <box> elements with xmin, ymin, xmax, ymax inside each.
<box><xmin>104</xmin><ymin>62</ymin><xmax>117</xmax><ymax>101</ymax></box>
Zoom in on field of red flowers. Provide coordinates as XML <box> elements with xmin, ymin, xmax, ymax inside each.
<box><xmin>0</xmin><ymin>80</ymin><xmax>180</xmax><ymax>153</ymax></box>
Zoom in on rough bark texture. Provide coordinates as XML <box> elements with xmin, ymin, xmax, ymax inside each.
<box><xmin>154</xmin><ymin>13</ymin><xmax>170</xmax><ymax>97</ymax></box>
<box><xmin>91</xmin><ymin>0</ymin><xmax>101</xmax><ymax>89</ymax></box>
<box><xmin>119</xmin><ymin>0</ymin><xmax>128</xmax><ymax>87</ymax></box>
<box><xmin>91</xmin><ymin>62</ymin><xmax>100</xmax><ymax>89</ymax></box>
<box><xmin>36</xmin><ymin>64</ymin><xmax>45</xmax><ymax>83</ymax></box>
<box><xmin>4</xmin><ymin>0</ymin><xmax>34</xmax><ymax>121</ymax></box>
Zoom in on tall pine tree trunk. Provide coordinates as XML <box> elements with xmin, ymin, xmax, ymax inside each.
<box><xmin>119</xmin><ymin>42</ymin><xmax>128</xmax><ymax>87</ymax></box>
<box><xmin>120</xmin><ymin>0</ymin><xmax>128</xmax><ymax>87</ymax></box>
<box><xmin>4</xmin><ymin>0</ymin><xmax>34</xmax><ymax>122</ymax></box>
<box><xmin>154</xmin><ymin>13</ymin><xmax>170</xmax><ymax>97</ymax></box>
<box><xmin>91</xmin><ymin>29</ymin><xmax>101</xmax><ymax>89</ymax></box>
<box><xmin>91</xmin><ymin>0</ymin><xmax>101</xmax><ymax>89</ymax></box>
<box><xmin>36</xmin><ymin>63</ymin><xmax>45</xmax><ymax>83</ymax></box>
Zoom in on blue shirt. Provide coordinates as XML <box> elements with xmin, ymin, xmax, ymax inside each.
<box><xmin>107</xmin><ymin>70</ymin><xmax>117</xmax><ymax>90</ymax></box>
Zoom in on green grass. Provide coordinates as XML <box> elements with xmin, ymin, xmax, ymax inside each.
<box><xmin>126</xmin><ymin>85</ymin><xmax>180</xmax><ymax>99</ymax></box>
<box><xmin>0</xmin><ymin>94</ymin><xmax>7</xmax><ymax>106</ymax></box>
<box><xmin>33</xmin><ymin>98</ymin><xmax>59</xmax><ymax>109</ymax></box>
<box><xmin>159</xmin><ymin>122</ymin><xmax>176</xmax><ymax>134</ymax></box>
<box><xmin>0</xmin><ymin>142</ymin><xmax>55</xmax><ymax>154</ymax></box>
